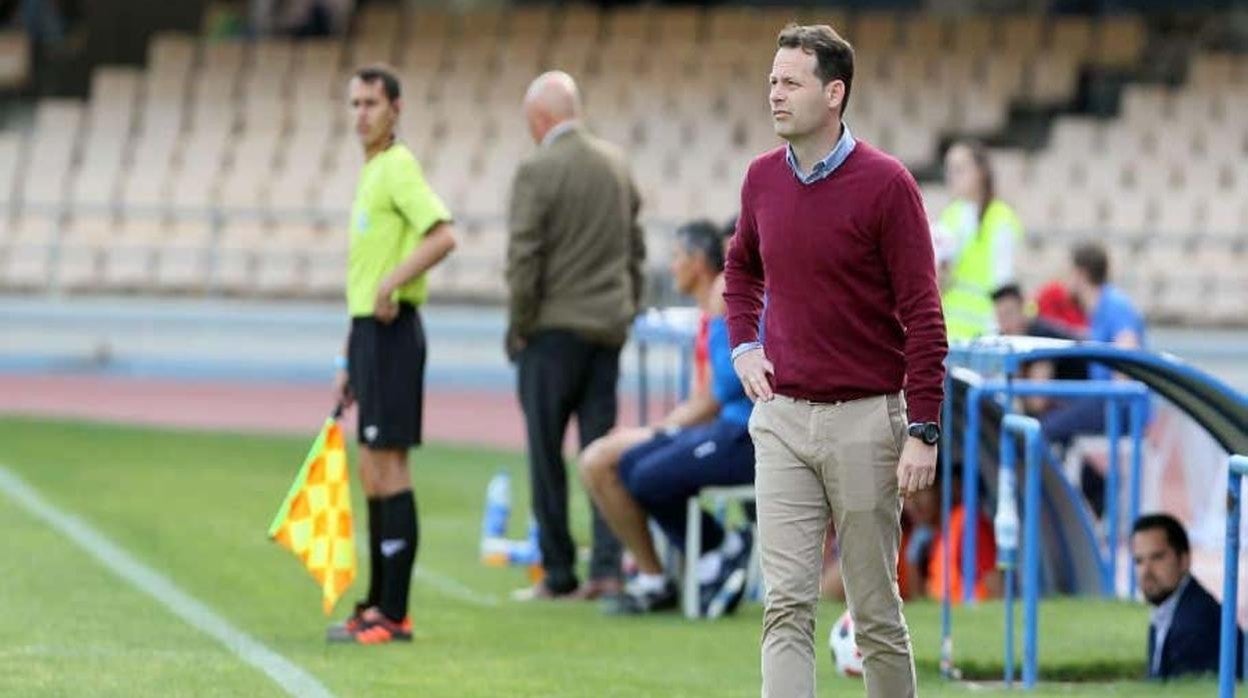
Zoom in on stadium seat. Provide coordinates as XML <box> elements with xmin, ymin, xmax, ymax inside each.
<box><xmin>153</xmin><ymin>219</ymin><xmax>213</xmax><ymax>293</ymax></box>
<box><xmin>21</xmin><ymin>100</ymin><xmax>84</xmax><ymax>212</ymax></box>
<box><xmin>56</xmin><ymin>215</ymin><xmax>115</xmax><ymax>292</ymax></box>
<box><xmin>1095</xmin><ymin>16</ymin><xmax>1146</xmax><ymax>68</ymax></box>
<box><xmin>0</xmin><ymin>7</ymin><xmax>1236</xmax><ymax>325</ymax></box>
<box><xmin>853</xmin><ymin>12</ymin><xmax>901</xmax><ymax>49</ymax></box>
<box><xmin>1</xmin><ymin>215</ymin><xmax>58</xmax><ymax>291</ymax></box>
<box><xmin>950</xmin><ymin>16</ymin><xmax>996</xmax><ymax>55</ymax></box>
<box><xmin>1026</xmin><ymin>54</ymin><xmax>1080</xmax><ymax>106</ymax></box>
<box><xmin>0</xmin><ymin>29</ymin><xmax>30</xmax><ymax>89</ymax></box>
<box><xmin>1047</xmin><ymin>16</ymin><xmax>1094</xmax><ymax>62</ymax></box>
<box><xmin>1000</xmin><ymin>16</ymin><xmax>1044</xmax><ymax>57</ymax></box>
<box><xmin>0</xmin><ymin>132</ymin><xmax>22</xmax><ymax>209</ymax></box>
<box><xmin>905</xmin><ymin>16</ymin><xmax>948</xmax><ymax>52</ymax></box>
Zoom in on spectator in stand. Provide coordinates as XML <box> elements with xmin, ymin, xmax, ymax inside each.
<box><xmin>1040</xmin><ymin>243</ymin><xmax>1147</xmax><ymax>445</ymax></box>
<box><xmin>251</xmin><ymin>0</ymin><xmax>353</xmax><ymax>37</ymax></box>
<box><xmin>1041</xmin><ymin>243</ymin><xmax>1148</xmax><ymax>516</ymax></box>
<box><xmin>992</xmin><ymin>283</ymin><xmax>1089</xmax><ymax>415</ymax></box>
<box><xmin>934</xmin><ymin>140</ymin><xmax>1024</xmax><ymax>341</ymax></box>
<box><xmin>1034</xmin><ymin>280</ymin><xmax>1088</xmax><ymax>333</ymax></box>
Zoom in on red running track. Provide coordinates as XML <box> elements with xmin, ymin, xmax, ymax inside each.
<box><xmin>0</xmin><ymin>374</ymin><xmax>661</xmax><ymax>452</ymax></box>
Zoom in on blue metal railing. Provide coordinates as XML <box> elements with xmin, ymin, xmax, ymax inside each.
<box><xmin>998</xmin><ymin>414</ymin><xmax>1044</xmax><ymax>689</ymax></box>
<box><xmin>960</xmin><ymin>380</ymin><xmax>1149</xmax><ymax>601</ymax></box>
<box><xmin>1219</xmin><ymin>454</ymin><xmax>1248</xmax><ymax>697</ymax></box>
<box><xmin>632</xmin><ymin>310</ymin><xmax>696</xmax><ymax>425</ymax></box>
<box><xmin>939</xmin><ymin>371</ymin><xmax>956</xmax><ymax>678</ymax></box>
<box><xmin>994</xmin><ymin>416</ymin><xmax>1022</xmax><ymax>686</ymax></box>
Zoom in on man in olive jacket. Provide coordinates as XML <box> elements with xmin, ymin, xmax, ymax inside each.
<box><xmin>506</xmin><ymin>71</ymin><xmax>646</xmax><ymax>600</ymax></box>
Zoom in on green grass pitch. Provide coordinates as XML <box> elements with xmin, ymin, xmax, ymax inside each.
<box><xmin>0</xmin><ymin>416</ymin><xmax>1218</xmax><ymax>697</ymax></box>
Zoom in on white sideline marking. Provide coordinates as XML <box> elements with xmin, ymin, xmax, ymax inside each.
<box><xmin>412</xmin><ymin>566</ymin><xmax>500</xmax><ymax>608</ymax></box>
<box><xmin>0</xmin><ymin>465</ymin><xmax>333</xmax><ymax>698</ymax></box>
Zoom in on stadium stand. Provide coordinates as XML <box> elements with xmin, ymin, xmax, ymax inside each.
<box><xmin>0</xmin><ymin>6</ymin><xmax>1243</xmax><ymax>325</ymax></box>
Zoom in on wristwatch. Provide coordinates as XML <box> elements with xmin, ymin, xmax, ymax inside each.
<box><xmin>907</xmin><ymin>422</ymin><xmax>941</xmax><ymax>445</ymax></box>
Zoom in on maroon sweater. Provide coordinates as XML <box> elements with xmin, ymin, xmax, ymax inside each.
<box><xmin>724</xmin><ymin>140</ymin><xmax>947</xmax><ymax>424</ymax></box>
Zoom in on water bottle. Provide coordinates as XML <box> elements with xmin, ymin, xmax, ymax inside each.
<box><xmin>480</xmin><ymin>471</ymin><xmax>511</xmax><ymax>556</ymax></box>
<box><xmin>994</xmin><ymin>468</ymin><xmax>1020</xmax><ymax>570</ymax></box>
<box><xmin>507</xmin><ymin>517</ymin><xmax>542</xmax><ymax>566</ymax></box>
<box><xmin>480</xmin><ymin>536</ymin><xmax>510</xmax><ymax>567</ymax></box>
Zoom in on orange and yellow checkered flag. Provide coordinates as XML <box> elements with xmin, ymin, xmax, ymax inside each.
<box><xmin>268</xmin><ymin>415</ymin><xmax>356</xmax><ymax>614</ymax></box>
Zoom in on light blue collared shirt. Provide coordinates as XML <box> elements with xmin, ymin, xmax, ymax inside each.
<box><xmin>541</xmin><ymin>120</ymin><xmax>579</xmax><ymax>148</ymax></box>
<box><xmin>1150</xmin><ymin>574</ymin><xmax>1191</xmax><ymax>675</ymax></box>
<box><xmin>784</xmin><ymin>124</ymin><xmax>857</xmax><ymax>185</ymax></box>
<box><xmin>730</xmin><ymin>125</ymin><xmax>857</xmax><ymax>364</ymax></box>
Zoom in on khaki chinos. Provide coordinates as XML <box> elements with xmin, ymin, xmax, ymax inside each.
<box><xmin>751</xmin><ymin>392</ymin><xmax>916</xmax><ymax>698</ymax></box>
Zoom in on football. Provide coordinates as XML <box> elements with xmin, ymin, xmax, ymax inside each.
<box><xmin>829</xmin><ymin>609</ymin><xmax>864</xmax><ymax>678</ymax></box>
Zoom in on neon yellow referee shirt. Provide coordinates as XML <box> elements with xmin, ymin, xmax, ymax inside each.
<box><xmin>347</xmin><ymin>142</ymin><xmax>451</xmax><ymax>317</ymax></box>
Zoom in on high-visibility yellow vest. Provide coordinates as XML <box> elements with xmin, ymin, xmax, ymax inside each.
<box><xmin>939</xmin><ymin>199</ymin><xmax>1023</xmax><ymax>341</ymax></box>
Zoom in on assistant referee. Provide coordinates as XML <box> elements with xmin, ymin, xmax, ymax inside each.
<box><xmin>327</xmin><ymin>65</ymin><xmax>457</xmax><ymax>645</ymax></box>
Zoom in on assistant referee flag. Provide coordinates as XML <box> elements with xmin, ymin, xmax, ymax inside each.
<box><xmin>269</xmin><ymin>416</ymin><xmax>357</xmax><ymax>614</ymax></box>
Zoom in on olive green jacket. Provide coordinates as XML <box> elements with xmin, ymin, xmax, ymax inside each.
<box><xmin>506</xmin><ymin>124</ymin><xmax>646</xmax><ymax>347</ymax></box>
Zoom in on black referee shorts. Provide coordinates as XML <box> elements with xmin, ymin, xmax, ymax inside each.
<box><xmin>347</xmin><ymin>303</ymin><xmax>426</xmax><ymax>450</ymax></box>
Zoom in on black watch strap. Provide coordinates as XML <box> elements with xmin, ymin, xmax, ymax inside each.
<box><xmin>908</xmin><ymin>422</ymin><xmax>941</xmax><ymax>445</ymax></box>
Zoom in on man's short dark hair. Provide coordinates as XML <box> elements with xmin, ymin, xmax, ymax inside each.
<box><xmin>354</xmin><ymin>64</ymin><xmax>401</xmax><ymax>102</ymax></box>
<box><xmin>777</xmin><ymin>24</ymin><xmax>854</xmax><ymax>115</ymax></box>
<box><xmin>1132</xmin><ymin>513</ymin><xmax>1190</xmax><ymax>557</ymax></box>
<box><xmin>1072</xmin><ymin>242</ymin><xmax>1110</xmax><ymax>286</ymax></box>
<box><xmin>676</xmin><ymin>219</ymin><xmax>726</xmax><ymax>273</ymax></box>
<box><xmin>991</xmin><ymin>283</ymin><xmax>1024</xmax><ymax>303</ymax></box>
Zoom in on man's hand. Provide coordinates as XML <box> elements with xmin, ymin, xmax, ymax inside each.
<box><xmin>504</xmin><ymin>327</ymin><xmax>526</xmax><ymax>363</ymax></box>
<box><xmin>732</xmin><ymin>347</ymin><xmax>775</xmax><ymax>402</ymax></box>
<box><xmin>333</xmin><ymin>368</ymin><xmax>354</xmax><ymax>409</ymax></box>
<box><xmin>374</xmin><ymin>280</ymin><xmax>399</xmax><ymax>324</ymax></box>
<box><xmin>897</xmin><ymin>437</ymin><xmax>937</xmax><ymax>498</ymax></box>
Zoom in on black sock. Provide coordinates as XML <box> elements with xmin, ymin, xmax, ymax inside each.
<box><xmin>378</xmin><ymin>490</ymin><xmax>418</xmax><ymax>623</ymax></box>
<box><xmin>365</xmin><ymin>499</ymin><xmax>382</xmax><ymax>608</ymax></box>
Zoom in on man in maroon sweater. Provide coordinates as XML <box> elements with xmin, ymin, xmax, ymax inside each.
<box><xmin>724</xmin><ymin>24</ymin><xmax>947</xmax><ymax>698</ymax></box>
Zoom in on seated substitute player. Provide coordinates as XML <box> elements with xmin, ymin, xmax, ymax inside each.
<box><xmin>576</xmin><ymin>219</ymin><xmax>723</xmax><ymax>520</ymax></box>
<box><xmin>327</xmin><ymin>65</ymin><xmax>458</xmax><ymax>644</ymax></box>
<box><xmin>580</xmin><ymin>221</ymin><xmax>754</xmax><ymax>616</ymax></box>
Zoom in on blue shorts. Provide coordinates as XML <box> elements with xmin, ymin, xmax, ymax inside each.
<box><xmin>618</xmin><ymin>419</ymin><xmax>754</xmax><ymax>549</ymax></box>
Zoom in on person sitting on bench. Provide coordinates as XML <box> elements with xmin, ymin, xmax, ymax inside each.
<box><xmin>580</xmin><ymin>220</ymin><xmax>754</xmax><ymax>616</ymax></box>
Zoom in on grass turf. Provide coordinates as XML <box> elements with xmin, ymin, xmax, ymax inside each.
<box><xmin>0</xmin><ymin>416</ymin><xmax>1218</xmax><ymax>697</ymax></box>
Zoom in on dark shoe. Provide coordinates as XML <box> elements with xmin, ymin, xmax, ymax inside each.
<box><xmin>603</xmin><ymin>579</ymin><xmax>679</xmax><ymax>615</ymax></box>
<box><xmin>703</xmin><ymin>529</ymin><xmax>753</xmax><ymax>619</ymax></box>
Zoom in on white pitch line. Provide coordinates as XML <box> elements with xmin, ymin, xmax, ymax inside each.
<box><xmin>412</xmin><ymin>566</ymin><xmax>501</xmax><ymax>608</ymax></box>
<box><xmin>0</xmin><ymin>465</ymin><xmax>333</xmax><ymax>698</ymax></box>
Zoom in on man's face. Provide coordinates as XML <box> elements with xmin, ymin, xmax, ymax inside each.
<box><xmin>769</xmin><ymin>47</ymin><xmax>840</xmax><ymax>141</ymax></box>
<box><xmin>349</xmin><ymin>77</ymin><xmax>398</xmax><ymax>150</ymax></box>
<box><xmin>1068</xmin><ymin>262</ymin><xmax>1096</xmax><ymax>297</ymax></box>
<box><xmin>669</xmin><ymin>244</ymin><xmax>700</xmax><ymax>296</ymax></box>
<box><xmin>1131</xmin><ymin>528</ymin><xmax>1189</xmax><ymax>605</ymax></box>
<box><xmin>994</xmin><ymin>295</ymin><xmax>1027</xmax><ymax>336</ymax></box>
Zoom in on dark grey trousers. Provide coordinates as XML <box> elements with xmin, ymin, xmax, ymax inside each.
<box><xmin>517</xmin><ymin>329</ymin><xmax>623</xmax><ymax>593</ymax></box>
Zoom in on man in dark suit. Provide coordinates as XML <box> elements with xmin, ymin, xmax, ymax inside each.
<box><xmin>1131</xmin><ymin>513</ymin><xmax>1243</xmax><ymax>680</ymax></box>
<box><xmin>506</xmin><ymin>71</ymin><xmax>646</xmax><ymax>601</ymax></box>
